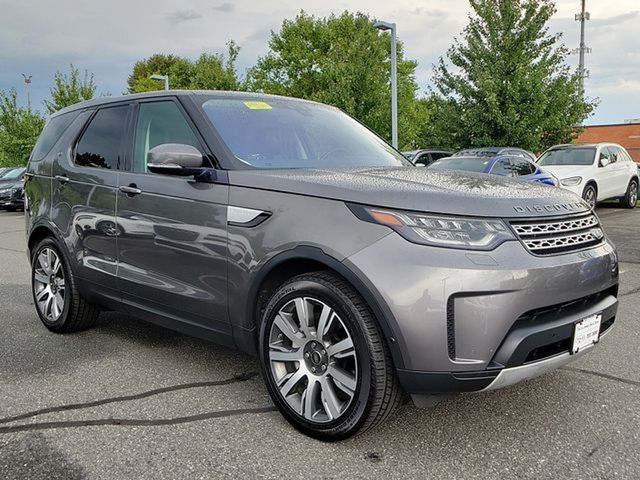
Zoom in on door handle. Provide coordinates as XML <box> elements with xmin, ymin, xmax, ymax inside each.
<box><xmin>119</xmin><ymin>184</ymin><xmax>142</xmax><ymax>196</ymax></box>
<box><xmin>55</xmin><ymin>175</ymin><xmax>70</xmax><ymax>184</ymax></box>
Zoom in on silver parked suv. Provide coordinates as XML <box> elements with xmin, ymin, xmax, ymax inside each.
<box><xmin>24</xmin><ymin>91</ymin><xmax>619</xmax><ymax>440</ymax></box>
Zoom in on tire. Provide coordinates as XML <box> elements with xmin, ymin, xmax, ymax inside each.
<box><xmin>31</xmin><ymin>238</ymin><xmax>99</xmax><ymax>333</ymax></box>
<box><xmin>582</xmin><ymin>184</ymin><xmax>597</xmax><ymax>209</ymax></box>
<box><xmin>258</xmin><ymin>271</ymin><xmax>402</xmax><ymax>441</ymax></box>
<box><xmin>621</xmin><ymin>179</ymin><xmax>638</xmax><ymax>209</ymax></box>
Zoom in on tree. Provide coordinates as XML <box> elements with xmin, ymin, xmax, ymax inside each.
<box><xmin>246</xmin><ymin>11</ymin><xmax>426</xmax><ymax>149</ymax></box>
<box><xmin>127</xmin><ymin>41</ymin><xmax>242</xmax><ymax>93</ymax></box>
<box><xmin>44</xmin><ymin>65</ymin><xmax>98</xmax><ymax>114</ymax></box>
<box><xmin>427</xmin><ymin>0</ymin><xmax>596</xmax><ymax>152</ymax></box>
<box><xmin>0</xmin><ymin>89</ymin><xmax>45</xmax><ymax>166</ymax></box>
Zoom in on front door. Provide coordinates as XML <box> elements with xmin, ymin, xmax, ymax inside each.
<box><xmin>116</xmin><ymin>98</ymin><xmax>230</xmax><ymax>336</ymax></box>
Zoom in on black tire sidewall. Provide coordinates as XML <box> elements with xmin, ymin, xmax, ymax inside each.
<box><xmin>259</xmin><ymin>276</ymin><xmax>375</xmax><ymax>440</ymax></box>
<box><xmin>31</xmin><ymin>238</ymin><xmax>73</xmax><ymax>331</ymax></box>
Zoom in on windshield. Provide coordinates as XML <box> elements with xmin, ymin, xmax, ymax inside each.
<box><xmin>200</xmin><ymin>97</ymin><xmax>410</xmax><ymax>169</ymax></box>
<box><xmin>2</xmin><ymin>168</ymin><xmax>25</xmax><ymax>180</ymax></box>
<box><xmin>538</xmin><ymin>148</ymin><xmax>595</xmax><ymax>166</ymax></box>
<box><xmin>427</xmin><ymin>157</ymin><xmax>491</xmax><ymax>173</ymax></box>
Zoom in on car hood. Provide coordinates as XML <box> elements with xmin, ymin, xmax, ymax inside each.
<box><xmin>228</xmin><ymin>167</ymin><xmax>590</xmax><ymax>218</ymax></box>
<box><xmin>536</xmin><ymin>165</ymin><xmax>593</xmax><ymax>179</ymax></box>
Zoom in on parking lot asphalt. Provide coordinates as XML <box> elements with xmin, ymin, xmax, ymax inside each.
<box><xmin>0</xmin><ymin>206</ymin><xmax>639</xmax><ymax>480</ymax></box>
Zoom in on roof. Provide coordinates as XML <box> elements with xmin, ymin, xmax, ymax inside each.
<box><xmin>51</xmin><ymin>90</ymin><xmax>322</xmax><ymax>118</ymax></box>
<box><xmin>547</xmin><ymin>142</ymin><xmax>622</xmax><ymax>149</ymax></box>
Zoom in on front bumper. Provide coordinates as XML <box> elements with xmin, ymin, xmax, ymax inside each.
<box><xmin>345</xmin><ymin>233</ymin><xmax>618</xmax><ymax>394</ymax></box>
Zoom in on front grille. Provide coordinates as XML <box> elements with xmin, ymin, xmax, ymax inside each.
<box><xmin>510</xmin><ymin>212</ymin><xmax>604</xmax><ymax>255</ymax></box>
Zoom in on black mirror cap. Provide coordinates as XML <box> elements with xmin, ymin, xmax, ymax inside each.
<box><xmin>147</xmin><ymin>143</ymin><xmax>203</xmax><ymax>176</ymax></box>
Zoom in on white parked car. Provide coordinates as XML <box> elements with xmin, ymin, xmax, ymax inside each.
<box><xmin>538</xmin><ymin>143</ymin><xmax>638</xmax><ymax>209</ymax></box>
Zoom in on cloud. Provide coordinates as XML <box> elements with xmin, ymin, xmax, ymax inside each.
<box><xmin>591</xmin><ymin>11</ymin><xmax>640</xmax><ymax>28</ymax></box>
<box><xmin>212</xmin><ymin>3</ymin><xmax>235</xmax><ymax>13</ymax></box>
<box><xmin>0</xmin><ymin>0</ymin><xmax>638</xmax><ymax>124</ymax></box>
<box><xmin>166</xmin><ymin>9</ymin><xmax>203</xmax><ymax>25</ymax></box>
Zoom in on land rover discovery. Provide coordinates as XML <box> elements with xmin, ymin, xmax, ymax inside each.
<box><xmin>24</xmin><ymin>91</ymin><xmax>619</xmax><ymax>440</ymax></box>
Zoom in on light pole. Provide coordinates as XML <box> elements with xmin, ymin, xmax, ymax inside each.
<box><xmin>21</xmin><ymin>74</ymin><xmax>32</xmax><ymax>111</ymax></box>
<box><xmin>150</xmin><ymin>74</ymin><xmax>169</xmax><ymax>91</ymax></box>
<box><xmin>374</xmin><ymin>20</ymin><xmax>398</xmax><ymax>149</ymax></box>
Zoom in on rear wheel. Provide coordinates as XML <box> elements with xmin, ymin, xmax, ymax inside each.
<box><xmin>259</xmin><ymin>271</ymin><xmax>402</xmax><ymax>441</ymax></box>
<box><xmin>621</xmin><ymin>179</ymin><xmax>638</xmax><ymax>209</ymax></box>
<box><xmin>31</xmin><ymin>238</ymin><xmax>99</xmax><ymax>333</ymax></box>
<box><xmin>582</xmin><ymin>184</ymin><xmax>597</xmax><ymax>209</ymax></box>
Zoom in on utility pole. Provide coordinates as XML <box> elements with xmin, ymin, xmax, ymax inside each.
<box><xmin>21</xmin><ymin>74</ymin><xmax>32</xmax><ymax>111</ymax></box>
<box><xmin>573</xmin><ymin>0</ymin><xmax>591</xmax><ymax>96</ymax></box>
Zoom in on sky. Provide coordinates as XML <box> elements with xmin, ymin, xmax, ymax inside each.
<box><xmin>0</xmin><ymin>0</ymin><xmax>638</xmax><ymax>125</ymax></box>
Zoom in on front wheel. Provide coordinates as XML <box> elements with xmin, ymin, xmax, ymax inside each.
<box><xmin>582</xmin><ymin>184</ymin><xmax>597</xmax><ymax>209</ymax></box>
<box><xmin>259</xmin><ymin>271</ymin><xmax>402</xmax><ymax>441</ymax></box>
<box><xmin>621</xmin><ymin>179</ymin><xmax>638</xmax><ymax>209</ymax></box>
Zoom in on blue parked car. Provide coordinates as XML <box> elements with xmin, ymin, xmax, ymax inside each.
<box><xmin>427</xmin><ymin>154</ymin><xmax>558</xmax><ymax>186</ymax></box>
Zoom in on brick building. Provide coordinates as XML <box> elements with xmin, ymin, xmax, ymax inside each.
<box><xmin>577</xmin><ymin>122</ymin><xmax>640</xmax><ymax>163</ymax></box>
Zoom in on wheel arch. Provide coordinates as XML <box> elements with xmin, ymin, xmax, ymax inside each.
<box><xmin>237</xmin><ymin>246</ymin><xmax>406</xmax><ymax>369</ymax></box>
<box><xmin>28</xmin><ymin>224</ymin><xmax>58</xmax><ymax>259</ymax></box>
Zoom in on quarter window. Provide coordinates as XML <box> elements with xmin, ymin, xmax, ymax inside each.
<box><xmin>32</xmin><ymin>111</ymin><xmax>80</xmax><ymax>162</ymax></box>
<box><xmin>75</xmin><ymin>106</ymin><xmax>128</xmax><ymax>170</ymax></box>
<box><xmin>133</xmin><ymin>101</ymin><xmax>203</xmax><ymax>173</ymax></box>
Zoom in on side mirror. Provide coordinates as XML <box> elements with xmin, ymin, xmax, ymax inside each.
<box><xmin>147</xmin><ymin>144</ymin><xmax>204</xmax><ymax>176</ymax></box>
<box><xmin>599</xmin><ymin>156</ymin><xmax>610</xmax><ymax>168</ymax></box>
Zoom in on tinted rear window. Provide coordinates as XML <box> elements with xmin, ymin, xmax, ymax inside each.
<box><xmin>30</xmin><ymin>111</ymin><xmax>80</xmax><ymax>162</ymax></box>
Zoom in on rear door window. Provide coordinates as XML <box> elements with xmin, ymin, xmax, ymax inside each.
<box><xmin>491</xmin><ymin>159</ymin><xmax>513</xmax><ymax>176</ymax></box>
<box><xmin>75</xmin><ymin>106</ymin><xmax>129</xmax><ymax>170</ymax></box>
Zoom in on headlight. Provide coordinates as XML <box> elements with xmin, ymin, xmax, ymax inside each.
<box><xmin>0</xmin><ymin>188</ymin><xmax>9</xmax><ymax>195</ymax></box>
<box><xmin>561</xmin><ymin>176</ymin><xmax>582</xmax><ymax>187</ymax></box>
<box><xmin>350</xmin><ymin>205</ymin><xmax>515</xmax><ymax>250</ymax></box>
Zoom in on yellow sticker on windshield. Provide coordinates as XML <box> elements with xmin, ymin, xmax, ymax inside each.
<box><xmin>244</xmin><ymin>101</ymin><xmax>272</xmax><ymax>110</ymax></box>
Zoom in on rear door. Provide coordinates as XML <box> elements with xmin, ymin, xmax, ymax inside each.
<box><xmin>596</xmin><ymin>147</ymin><xmax>619</xmax><ymax>199</ymax></box>
<box><xmin>51</xmin><ymin>104</ymin><xmax>131</xmax><ymax>299</ymax></box>
<box><xmin>115</xmin><ymin>98</ymin><xmax>230</xmax><ymax>337</ymax></box>
<box><xmin>610</xmin><ymin>146</ymin><xmax>633</xmax><ymax>196</ymax></box>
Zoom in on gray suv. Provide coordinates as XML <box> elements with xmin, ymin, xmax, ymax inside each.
<box><xmin>24</xmin><ymin>91</ymin><xmax>619</xmax><ymax>440</ymax></box>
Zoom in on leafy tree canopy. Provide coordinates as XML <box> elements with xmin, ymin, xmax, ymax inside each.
<box><xmin>0</xmin><ymin>89</ymin><xmax>45</xmax><ymax>167</ymax></box>
<box><xmin>427</xmin><ymin>0</ymin><xmax>595</xmax><ymax>152</ymax></box>
<box><xmin>44</xmin><ymin>64</ymin><xmax>98</xmax><ymax>114</ymax></box>
<box><xmin>246</xmin><ymin>11</ymin><xmax>426</xmax><ymax>149</ymax></box>
<box><xmin>128</xmin><ymin>41</ymin><xmax>242</xmax><ymax>93</ymax></box>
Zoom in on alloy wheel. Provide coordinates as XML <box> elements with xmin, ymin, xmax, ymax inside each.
<box><xmin>583</xmin><ymin>187</ymin><xmax>596</xmax><ymax>209</ymax></box>
<box><xmin>33</xmin><ymin>248</ymin><xmax>66</xmax><ymax>322</ymax></box>
<box><xmin>268</xmin><ymin>296</ymin><xmax>358</xmax><ymax>423</ymax></box>
<box><xmin>630</xmin><ymin>181</ymin><xmax>638</xmax><ymax>206</ymax></box>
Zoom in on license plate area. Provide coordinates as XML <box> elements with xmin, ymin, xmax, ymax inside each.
<box><xmin>572</xmin><ymin>313</ymin><xmax>602</xmax><ymax>354</ymax></box>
